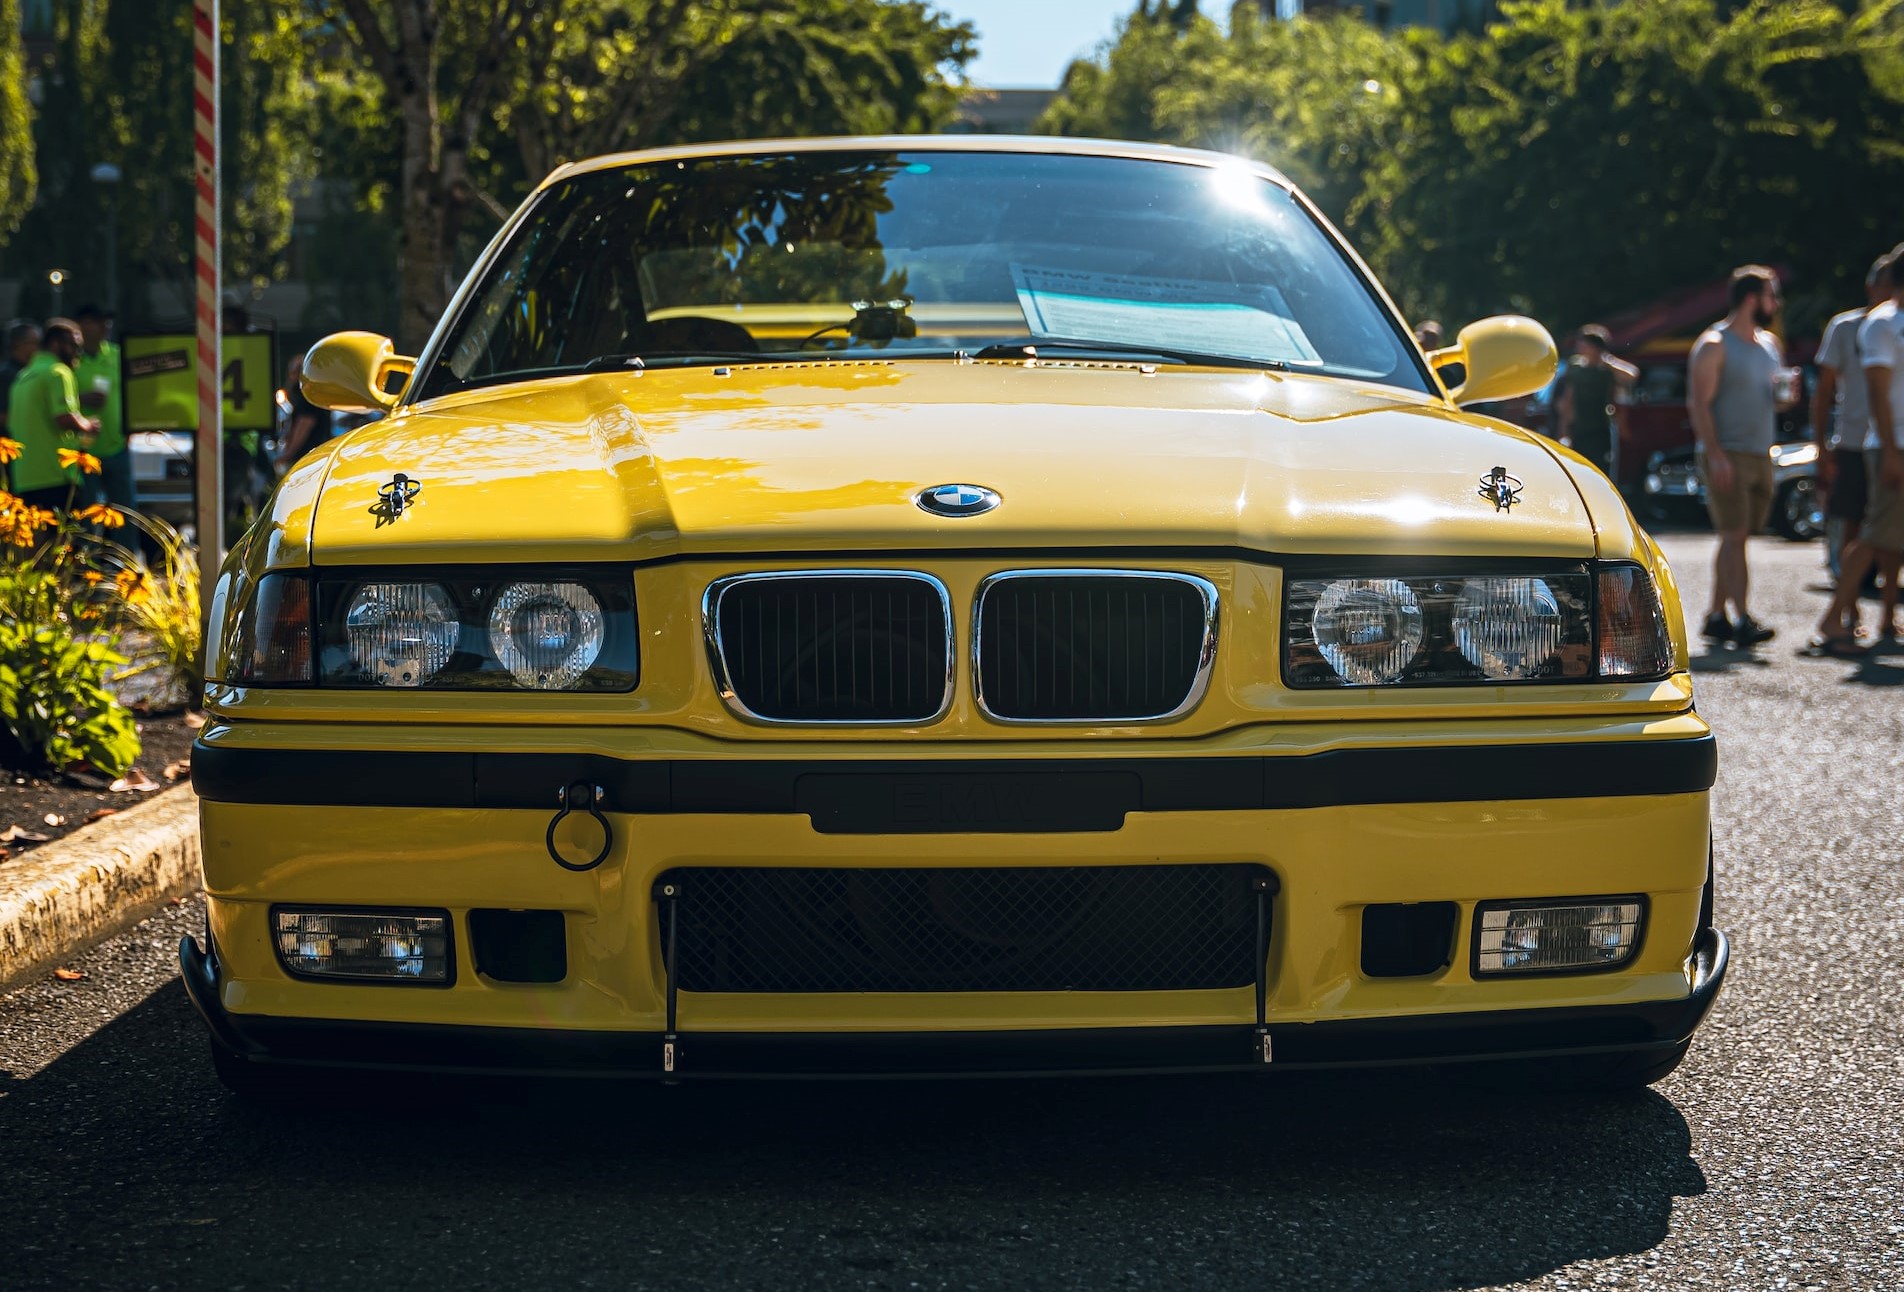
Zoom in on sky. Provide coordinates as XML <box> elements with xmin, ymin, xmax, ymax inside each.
<box><xmin>947</xmin><ymin>0</ymin><xmax>1138</xmax><ymax>88</ymax></box>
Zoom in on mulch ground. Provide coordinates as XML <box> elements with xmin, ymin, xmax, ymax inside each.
<box><xmin>0</xmin><ymin>709</ymin><xmax>199</xmax><ymax>865</ymax></box>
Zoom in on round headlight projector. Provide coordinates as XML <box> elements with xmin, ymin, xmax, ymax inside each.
<box><xmin>343</xmin><ymin>581</ymin><xmax>458</xmax><ymax>687</ymax></box>
<box><xmin>1312</xmin><ymin>578</ymin><xmax>1424</xmax><ymax>685</ymax></box>
<box><xmin>1451</xmin><ymin>576</ymin><xmax>1563</xmax><ymax>679</ymax></box>
<box><xmin>487</xmin><ymin>580</ymin><xmax>605</xmax><ymax>689</ymax></box>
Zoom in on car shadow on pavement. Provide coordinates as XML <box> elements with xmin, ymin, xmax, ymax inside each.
<box><xmin>0</xmin><ymin>981</ymin><xmax>1707</xmax><ymax>1291</ymax></box>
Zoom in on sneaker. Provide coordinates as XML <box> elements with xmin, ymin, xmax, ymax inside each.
<box><xmin>1700</xmin><ymin>612</ymin><xmax>1734</xmax><ymax>643</ymax></box>
<box><xmin>1733</xmin><ymin>614</ymin><xmax>1776</xmax><ymax>646</ymax></box>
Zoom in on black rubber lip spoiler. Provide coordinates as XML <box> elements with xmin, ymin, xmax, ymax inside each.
<box><xmin>180</xmin><ymin>929</ymin><xmax>1727</xmax><ymax>1081</ymax></box>
<box><xmin>190</xmin><ymin>733</ymin><xmax>1715</xmax><ymax>834</ymax></box>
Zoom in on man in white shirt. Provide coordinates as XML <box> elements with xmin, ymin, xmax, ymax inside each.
<box><xmin>1812</xmin><ymin>254</ymin><xmax>1890</xmax><ymax>592</ymax></box>
<box><xmin>1815</xmin><ymin>250</ymin><xmax>1904</xmax><ymax>652</ymax></box>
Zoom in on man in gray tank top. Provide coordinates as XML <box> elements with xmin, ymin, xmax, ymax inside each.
<box><xmin>1687</xmin><ymin>264</ymin><xmax>1789</xmax><ymax>646</ymax></box>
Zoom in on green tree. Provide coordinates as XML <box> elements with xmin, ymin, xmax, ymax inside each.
<box><xmin>1367</xmin><ymin>0</ymin><xmax>1904</xmax><ymax>330</ymax></box>
<box><xmin>0</xmin><ymin>0</ymin><xmax>37</xmax><ymax>244</ymax></box>
<box><xmin>3</xmin><ymin>0</ymin><xmax>314</xmax><ymax>328</ymax></box>
<box><xmin>332</xmin><ymin>0</ymin><xmax>973</xmax><ymax>353</ymax></box>
<box><xmin>1042</xmin><ymin>0</ymin><xmax>1904</xmax><ymax>335</ymax></box>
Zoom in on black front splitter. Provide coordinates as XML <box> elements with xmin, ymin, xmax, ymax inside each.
<box><xmin>179</xmin><ymin>928</ymin><xmax>1727</xmax><ymax>1082</ymax></box>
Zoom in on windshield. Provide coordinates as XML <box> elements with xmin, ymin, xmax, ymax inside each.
<box><xmin>416</xmin><ymin>150</ymin><xmax>1428</xmax><ymax>400</ymax></box>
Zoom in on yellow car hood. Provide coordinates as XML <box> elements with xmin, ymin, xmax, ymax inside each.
<box><xmin>307</xmin><ymin>361</ymin><xmax>1593</xmax><ymax>565</ymax></box>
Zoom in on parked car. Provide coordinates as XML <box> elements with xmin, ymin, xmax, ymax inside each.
<box><xmin>183</xmin><ymin>136</ymin><xmax>1724</xmax><ymax>1097</ymax></box>
<box><xmin>127</xmin><ymin>428</ymin><xmax>278</xmax><ymax>539</ymax></box>
<box><xmin>127</xmin><ymin>429</ymin><xmax>195</xmax><ymax>528</ymax></box>
<box><xmin>1641</xmin><ymin>438</ymin><xmax>1823</xmax><ymax>539</ymax></box>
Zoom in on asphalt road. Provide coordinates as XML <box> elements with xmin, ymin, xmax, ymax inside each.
<box><xmin>3</xmin><ymin>532</ymin><xmax>1900</xmax><ymax>1290</ymax></box>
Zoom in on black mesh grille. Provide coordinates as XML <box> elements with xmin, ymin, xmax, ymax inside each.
<box><xmin>665</xmin><ymin>864</ymin><xmax>1267</xmax><ymax>992</ymax></box>
<box><xmin>714</xmin><ymin>575</ymin><xmax>948</xmax><ymax>722</ymax></box>
<box><xmin>977</xmin><ymin>575</ymin><xmax>1211</xmax><ymax>721</ymax></box>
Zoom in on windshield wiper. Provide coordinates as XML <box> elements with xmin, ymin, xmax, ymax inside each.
<box><xmin>969</xmin><ymin>338</ymin><xmax>1289</xmax><ymax>372</ymax></box>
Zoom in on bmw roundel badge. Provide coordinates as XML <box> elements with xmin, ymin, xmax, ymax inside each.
<box><xmin>916</xmin><ymin>483</ymin><xmax>1001</xmax><ymax>517</ymax></box>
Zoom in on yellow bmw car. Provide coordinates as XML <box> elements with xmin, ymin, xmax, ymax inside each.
<box><xmin>183</xmin><ymin>136</ymin><xmax>1724</xmax><ymax>1093</ymax></box>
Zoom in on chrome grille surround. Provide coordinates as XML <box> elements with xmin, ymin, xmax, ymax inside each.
<box><xmin>702</xmin><ymin>570</ymin><xmax>955</xmax><ymax>726</ymax></box>
<box><xmin>972</xmin><ymin>569</ymin><xmax>1220</xmax><ymax>725</ymax></box>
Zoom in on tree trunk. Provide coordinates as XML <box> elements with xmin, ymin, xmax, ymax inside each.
<box><xmin>394</xmin><ymin>82</ymin><xmax>446</xmax><ymax>355</ymax></box>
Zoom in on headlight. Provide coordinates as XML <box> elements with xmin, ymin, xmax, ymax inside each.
<box><xmin>487</xmin><ymin>580</ymin><xmax>605</xmax><ymax>689</ymax></box>
<box><xmin>218</xmin><ymin>568</ymin><xmax>638</xmax><ymax>691</ymax></box>
<box><xmin>1286</xmin><ymin>564</ymin><xmax>1668</xmax><ymax>686</ymax></box>
<box><xmin>1451</xmin><ymin>577</ymin><xmax>1564</xmax><ymax>680</ymax></box>
<box><xmin>1771</xmin><ymin>441</ymin><xmax>1818</xmax><ymax>468</ymax></box>
<box><xmin>1311</xmin><ymin>578</ymin><xmax>1423</xmax><ymax>684</ymax></box>
<box><xmin>343</xmin><ymin>581</ymin><xmax>458</xmax><ymax>687</ymax></box>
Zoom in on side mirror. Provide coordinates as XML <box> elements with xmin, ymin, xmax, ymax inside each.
<box><xmin>1431</xmin><ymin>315</ymin><xmax>1556</xmax><ymax>407</ymax></box>
<box><xmin>302</xmin><ymin>331</ymin><xmax>416</xmax><ymax>413</ymax></box>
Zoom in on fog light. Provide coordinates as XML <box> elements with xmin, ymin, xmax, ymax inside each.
<box><xmin>272</xmin><ymin>908</ymin><xmax>452</xmax><ymax>983</ymax></box>
<box><xmin>1473</xmin><ymin>898</ymin><xmax>1643</xmax><ymax>975</ymax></box>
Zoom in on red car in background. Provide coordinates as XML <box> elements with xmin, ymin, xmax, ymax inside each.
<box><xmin>1480</xmin><ymin>273</ymin><xmax>1814</xmax><ymax>497</ymax></box>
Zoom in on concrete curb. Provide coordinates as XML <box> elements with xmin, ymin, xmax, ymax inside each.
<box><xmin>0</xmin><ymin>785</ymin><xmax>200</xmax><ymax>994</ymax></box>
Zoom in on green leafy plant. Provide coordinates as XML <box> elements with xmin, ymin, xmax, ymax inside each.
<box><xmin>97</xmin><ymin>511</ymin><xmax>204</xmax><ymax>709</ymax></box>
<box><xmin>0</xmin><ymin>620</ymin><xmax>140</xmax><ymax>778</ymax></box>
<box><xmin>0</xmin><ymin>439</ymin><xmax>187</xmax><ymax>776</ymax></box>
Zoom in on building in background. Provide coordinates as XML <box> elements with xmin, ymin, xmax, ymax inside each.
<box><xmin>946</xmin><ymin>89</ymin><xmax>1057</xmax><ymax>134</ymax></box>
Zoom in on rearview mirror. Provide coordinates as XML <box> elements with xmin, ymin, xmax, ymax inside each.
<box><xmin>1429</xmin><ymin>316</ymin><xmax>1556</xmax><ymax>408</ymax></box>
<box><xmin>302</xmin><ymin>331</ymin><xmax>416</xmax><ymax>413</ymax></box>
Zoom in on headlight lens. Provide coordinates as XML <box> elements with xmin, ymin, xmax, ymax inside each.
<box><xmin>1286</xmin><ymin>568</ymin><xmax>1647</xmax><ymax>687</ymax></box>
<box><xmin>343</xmin><ymin>581</ymin><xmax>459</xmax><ymax>688</ymax></box>
<box><xmin>220</xmin><ymin>568</ymin><xmax>638</xmax><ymax>691</ymax></box>
<box><xmin>487</xmin><ymin>580</ymin><xmax>605</xmax><ymax>689</ymax></box>
<box><xmin>1312</xmin><ymin>578</ymin><xmax>1424</xmax><ymax>684</ymax></box>
<box><xmin>1451</xmin><ymin>577</ymin><xmax>1564</xmax><ymax>680</ymax></box>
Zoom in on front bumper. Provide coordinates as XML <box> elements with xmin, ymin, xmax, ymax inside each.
<box><xmin>181</xmin><ymin>927</ymin><xmax>1727</xmax><ymax>1080</ymax></box>
<box><xmin>185</xmin><ymin>724</ymin><xmax>1722</xmax><ymax>1080</ymax></box>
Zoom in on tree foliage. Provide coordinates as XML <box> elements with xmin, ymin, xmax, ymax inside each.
<box><xmin>0</xmin><ymin>0</ymin><xmax>36</xmax><ymax>244</ymax></box>
<box><xmin>2</xmin><ymin>0</ymin><xmax>314</xmax><ymax>326</ymax></box>
<box><xmin>330</xmin><ymin>0</ymin><xmax>974</xmax><ymax>350</ymax></box>
<box><xmin>1044</xmin><ymin>0</ymin><xmax>1904</xmax><ymax>337</ymax></box>
<box><xmin>0</xmin><ymin>0</ymin><xmax>970</xmax><ymax>345</ymax></box>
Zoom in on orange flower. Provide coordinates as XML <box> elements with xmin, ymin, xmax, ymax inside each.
<box><xmin>24</xmin><ymin>506</ymin><xmax>57</xmax><ymax>531</ymax></box>
<box><xmin>82</xmin><ymin>570</ymin><xmax>107</xmax><ymax>586</ymax></box>
<box><xmin>0</xmin><ymin>438</ymin><xmax>21</xmax><ymax>464</ymax></box>
<box><xmin>114</xmin><ymin>567</ymin><xmax>152</xmax><ymax>605</ymax></box>
<box><xmin>57</xmin><ymin>448</ymin><xmax>103</xmax><ymax>475</ymax></box>
<box><xmin>73</xmin><ymin>504</ymin><xmax>127</xmax><ymax>529</ymax></box>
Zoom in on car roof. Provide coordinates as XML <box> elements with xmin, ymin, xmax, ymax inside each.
<box><xmin>540</xmin><ymin>134</ymin><xmax>1295</xmax><ymax>193</ymax></box>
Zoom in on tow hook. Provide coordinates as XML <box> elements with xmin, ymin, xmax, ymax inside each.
<box><xmin>545</xmin><ymin>782</ymin><xmax>612</xmax><ymax>871</ymax></box>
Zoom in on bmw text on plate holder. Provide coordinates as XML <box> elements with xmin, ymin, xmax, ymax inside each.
<box><xmin>916</xmin><ymin>483</ymin><xmax>1000</xmax><ymax>517</ymax></box>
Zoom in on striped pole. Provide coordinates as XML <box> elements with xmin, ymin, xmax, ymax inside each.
<box><xmin>192</xmin><ymin>0</ymin><xmax>222</xmax><ymax>561</ymax></box>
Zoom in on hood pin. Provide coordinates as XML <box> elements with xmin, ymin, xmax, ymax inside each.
<box><xmin>1478</xmin><ymin>466</ymin><xmax>1522</xmax><ymax>513</ymax></box>
<box><xmin>372</xmin><ymin>472</ymin><xmax>421</xmax><ymax>524</ymax></box>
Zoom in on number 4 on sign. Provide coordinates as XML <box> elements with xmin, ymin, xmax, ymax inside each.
<box><xmin>222</xmin><ymin>357</ymin><xmax>250</xmax><ymax>411</ymax></box>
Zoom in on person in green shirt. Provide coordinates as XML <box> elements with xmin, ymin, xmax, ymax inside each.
<box><xmin>6</xmin><ymin>317</ymin><xmax>100</xmax><ymax>509</ymax></box>
<box><xmin>74</xmin><ymin>303</ymin><xmax>132</xmax><ymax>508</ymax></box>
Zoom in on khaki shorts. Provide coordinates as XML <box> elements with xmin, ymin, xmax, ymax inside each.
<box><xmin>1865</xmin><ymin>450</ymin><xmax>1904</xmax><ymax>553</ymax></box>
<box><xmin>1700</xmin><ymin>448</ymin><xmax>1774</xmax><ymax>534</ymax></box>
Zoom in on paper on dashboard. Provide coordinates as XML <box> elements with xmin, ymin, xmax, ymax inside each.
<box><xmin>1010</xmin><ymin>265</ymin><xmax>1323</xmax><ymax>366</ymax></box>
